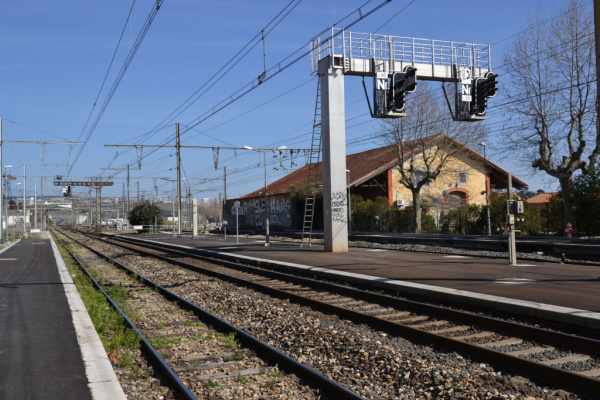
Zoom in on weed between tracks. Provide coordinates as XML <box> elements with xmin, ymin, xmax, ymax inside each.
<box><xmin>56</xmin><ymin>242</ymin><xmax>145</xmax><ymax>377</ymax></box>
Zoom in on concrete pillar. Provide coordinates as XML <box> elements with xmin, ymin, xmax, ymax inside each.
<box><xmin>192</xmin><ymin>198</ymin><xmax>198</xmax><ymax>238</ymax></box>
<box><xmin>319</xmin><ymin>57</ymin><xmax>348</xmax><ymax>252</ymax></box>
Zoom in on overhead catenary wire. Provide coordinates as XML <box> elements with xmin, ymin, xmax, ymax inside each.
<box><xmin>100</xmin><ymin>0</ymin><xmax>396</xmax><ymax>186</ymax></box>
<box><xmin>101</xmin><ymin>0</ymin><xmax>593</xmax><ymax>198</ymax></box>
<box><xmin>66</xmin><ymin>0</ymin><xmax>165</xmax><ymax>178</ymax></box>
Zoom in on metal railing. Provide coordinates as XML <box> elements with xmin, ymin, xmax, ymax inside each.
<box><xmin>310</xmin><ymin>29</ymin><xmax>492</xmax><ymax>77</ymax></box>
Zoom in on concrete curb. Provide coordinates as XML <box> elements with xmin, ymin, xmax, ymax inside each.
<box><xmin>49</xmin><ymin>235</ymin><xmax>127</xmax><ymax>400</ymax></box>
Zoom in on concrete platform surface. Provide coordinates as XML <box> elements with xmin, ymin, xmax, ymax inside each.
<box><xmin>0</xmin><ymin>237</ymin><xmax>125</xmax><ymax>400</ymax></box>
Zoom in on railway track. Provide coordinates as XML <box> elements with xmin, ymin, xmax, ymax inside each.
<box><xmin>59</xmin><ymin>228</ymin><xmax>600</xmax><ymax>399</ymax></box>
<box><xmin>53</xmin><ymin>228</ymin><xmax>360</xmax><ymax>400</ymax></box>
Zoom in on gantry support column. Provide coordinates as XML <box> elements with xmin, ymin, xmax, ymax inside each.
<box><xmin>319</xmin><ymin>57</ymin><xmax>348</xmax><ymax>253</ymax></box>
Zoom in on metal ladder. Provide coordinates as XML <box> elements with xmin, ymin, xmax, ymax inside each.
<box><xmin>301</xmin><ymin>79</ymin><xmax>322</xmax><ymax>247</ymax></box>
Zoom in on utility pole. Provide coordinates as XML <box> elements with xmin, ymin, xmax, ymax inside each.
<box><xmin>122</xmin><ymin>182</ymin><xmax>126</xmax><ymax>228</ymax></box>
<box><xmin>34</xmin><ymin>182</ymin><xmax>37</xmax><ymax>229</ymax></box>
<box><xmin>507</xmin><ymin>174</ymin><xmax>517</xmax><ymax>265</ymax></box>
<box><xmin>89</xmin><ymin>188</ymin><xmax>92</xmax><ymax>232</ymax></box>
<box><xmin>176</xmin><ymin>123</ymin><xmax>182</xmax><ymax>236</ymax></box>
<box><xmin>24</xmin><ymin>164</ymin><xmax>27</xmax><ymax>238</ymax></box>
<box><xmin>594</xmin><ymin>0</ymin><xmax>600</xmax><ymax>155</ymax></box>
<box><xmin>127</xmin><ymin>164</ymin><xmax>130</xmax><ymax>229</ymax></box>
<box><xmin>0</xmin><ymin>118</ymin><xmax>3</xmax><ymax>241</ymax></box>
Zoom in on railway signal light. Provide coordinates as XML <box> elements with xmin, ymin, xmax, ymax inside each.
<box><xmin>389</xmin><ymin>66</ymin><xmax>418</xmax><ymax>113</ymax></box>
<box><xmin>471</xmin><ymin>72</ymin><xmax>498</xmax><ymax>116</ymax></box>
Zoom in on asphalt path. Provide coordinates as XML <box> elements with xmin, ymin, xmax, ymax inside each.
<box><xmin>0</xmin><ymin>239</ymin><xmax>92</xmax><ymax>400</ymax></box>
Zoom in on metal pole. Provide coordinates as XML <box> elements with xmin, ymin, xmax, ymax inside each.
<box><xmin>508</xmin><ymin>174</ymin><xmax>517</xmax><ymax>265</ymax></box>
<box><xmin>24</xmin><ymin>164</ymin><xmax>27</xmax><ymax>238</ymax></box>
<box><xmin>89</xmin><ymin>188</ymin><xmax>92</xmax><ymax>232</ymax></box>
<box><xmin>126</xmin><ymin>164</ymin><xmax>130</xmax><ymax>229</ymax></box>
<box><xmin>172</xmin><ymin>182</ymin><xmax>175</xmax><ymax>236</ymax></box>
<box><xmin>482</xmin><ymin>144</ymin><xmax>491</xmax><ymax>236</ymax></box>
<box><xmin>0</xmin><ymin>118</ymin><xmax>3</xmax><ymax>241</ymax></box>
<box><xmin>5</xmin><ymin>175</ymin><xmax>8</xmax><ymax>241</ymax></box>
<box><xmin>34</xmin><ymin>182</ymin><xmax>37</xmax><ymax>229</ymax></box>
<box><xmin>95</xmin><ymin>187</ymin><xmax>101</xmax><ymax>233</ymax></box>
<box><xmin>40</xmin><ymin>178</ymin><xmax>44</xmax><ymax>230</ymax></box>
<box><xmin>71</xmin><ymin>192</ymin><xmax>75</xmax><ymax>228</ymax></box>
<box><xmin>594</xmin><ymin>0</ymin><xmax>600</xmax><ymax>160</ymax></box>
<box><xmin>264</xmin><ymin>151</ymin><xmax>270</xmax><ymax>246</ymax></box>
<box><xmin>176</xmin><ymin>123</ymin><xmax>182</xmax><ymax>236</ymax></box>
<box><xmin>223</xmin><ymin>166</ymin><xmax>226</xmax><ymax>235</ymax></box>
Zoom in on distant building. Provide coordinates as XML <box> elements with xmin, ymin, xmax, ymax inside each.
<box><xmin>225</xmin><ymin>139</ymin><xmax>528</xmax><ymax>231</ymax></box>
<box><xmin>527</xmin><ymin>192</ymin><xmax>557</xmax><ymax>234</ymax></box>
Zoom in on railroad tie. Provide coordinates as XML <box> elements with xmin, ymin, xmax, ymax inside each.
<box><xmin>190</xmin><ymin>368</ymin><xmax>263</xmax><ymax>382</ymax></box>
<box><xmin>172</xmin><ymin>360</ymin><xmax>241</xmax><ymax>373</ymax></box>
<box><xmin>507</xmin><ymin>346</ymin><xmax>554</xmax><ymax>356</ymax></box>
<box><xmin>412</xmin><ymin>320</ymin><xmax>448</xmax><ymax>328</ymax></box>
<box><xmin>398</xmin><ymin>315</ymin><xmax>430</xmax><ymax>324</ymax></box>
<box><xmin>578</xmin><ymin>368</ymin><xmax>600</xmax><ymax>377</ymax></box>
<box><xmin>164</xmin><ymin>352</ymin><xmax>236</xmax><ymax>363</ymax></box>
<box><xmin>380</xmin><ymin>311</ymin><xmax>411</xmax><ymax>320</ymax></box>
<box><xmin>431</xmin><ymin>325</ymin><xmax>470</xmax><ymax>334</ymax></box>
<box><xmin>539</xmin><ymin>354</ymin><xmax>590</xmax><ymax>366</ymax></box>
<box><xmin>452</xmin><ymin>331</ymin><xmax>495</xmax><ymax>341</ymax></box>
<box><xmin>481</xmin><ymin>338</ymin><xmax>523</xmax><ymax>348</ymax></box>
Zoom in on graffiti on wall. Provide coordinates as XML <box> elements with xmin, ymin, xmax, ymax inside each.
<box><xmin>331</xmin><ymin>191</ymin><xmax>347</xmax><ymax>223</ymax></box>
<box><xmin>230</xmin><ymin>196</ymin><xmax>293</xmax><ymax>228</ymax></box>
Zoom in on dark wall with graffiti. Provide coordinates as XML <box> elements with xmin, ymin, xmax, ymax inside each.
<box><xmin>224</xmin><ymin>195</ymin><xmax>323</xmax><ymax>231</ymax></box>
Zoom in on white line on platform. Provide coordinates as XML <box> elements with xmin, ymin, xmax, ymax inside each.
<box><xmin>443</xmin><ymin>255</ymin><xmax>470</xmax><ymax>258</ymax></box>
<box><xmin>494</xmin><ymin>278</ymin><xmax>538</xmax><ymax>285</ymax></box>
<box><xmin>0</xmin><ymin>258</ymin><xmax>17</xmax><ymax>260</ymax></box>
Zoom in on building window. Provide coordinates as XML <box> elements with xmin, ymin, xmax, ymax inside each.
<box><xmin>457</xmin><ymin>169</ymin><xmax>469</xmax><ymax>185</ymax></box>
<box><xmin>412</xmin><ymin>169</ymin><xmax>431</xmax><ymax>187</ymax></box>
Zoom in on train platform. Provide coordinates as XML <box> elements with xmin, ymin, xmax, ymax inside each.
<box><xmin>124</xmin><ymin>232</ymin><xmax>600</xmax><ymax>330</ymax></box>
<box><xmin>0</xmin><ymin>234</ymin><xmax>125</xmax><ymax>400</ymax></box>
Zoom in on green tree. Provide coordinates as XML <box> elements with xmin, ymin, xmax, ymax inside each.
<box><xmin>128</xmin><ymin>201</ymin><xmax>163</xmax><ymax>228</ymax></box>
<box><xmin>350</xmin><ymin>196</ymin><xmax>389</xmax><ymax>232</ymax></box>
<box><xmin>377</xmin><ymin>82</ymin><xmax>486</xmax><ymax>233</ymax></box>
<box><xmin>487</xmin><ymin>192</ymin><xmax>539</xmax><ymax>236</ymax></box>
<box><xmin>572</xmin><ymin>166</ymin><xmax>600</xmax><ymax>235</ymax></box>
<box><xmin>501</xmin><ymin>0</ymin><xmax>597</xmax><ymax>231</ymax></box>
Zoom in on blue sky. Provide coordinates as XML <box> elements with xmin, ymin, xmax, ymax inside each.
<box><xmin>1</xmin><ymin>0</ymin><xmax>571</xmax><ymax>201</ymax></box>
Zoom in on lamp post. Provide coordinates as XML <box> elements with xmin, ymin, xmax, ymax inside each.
<box><xmin>243</xmin><ymin>145</ymin><xmax>287</xmax><ymax>246</ymax></box>
<box><xmin>3</xmin><ymin>165</ymin><xmax>11</xmax><ymax>241</ymax></box>
<box><xmin>16</xmin><ymin>183</ymin><xmax>21</xmax><ymax>236</ymax></box>
<box><xmin>480</xmin><ymin>143</ymin><xmax>491</xmax><ymax>236</ymax></box>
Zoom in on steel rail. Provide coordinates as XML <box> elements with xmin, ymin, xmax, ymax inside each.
<box><xmin>56</xmin><ymin>228</ymin><xmax>366</xmax><ymax>400</ymax></box>
<box><xmin>94</xmin><ymin>231</ymin><xmax>600</xmax><ymax>398</ymax></box>
<box><xmin>107</xmin><ymin>233</ymin><xmax>600</xmax><ymax>351</ymax></box>
<box><xmin>51</xmin><ymin>231</ymin><xmax>197</xmax><ymax>400</ymax></box>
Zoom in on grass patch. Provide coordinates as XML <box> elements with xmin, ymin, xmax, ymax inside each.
<box><xmin>205</xmin><ymin>380</ymin><xmax>219</xmax><ymax>388</ymax></box>
<box><xmin>149</xmin><ymin>337</ymin><xmax>182</xmax><ymax>350</ymax></box>
<box><xmin>264</xmin><ymin>379</ymin><xmax>277</xmax><ymax>389</ymax></box>
<box><xmin>55</xmin><ymin>239</ymin><xmax>143</xmax><ymax>378</ymax></box>
<box><xmin>225</xmin><ymin>332</ymin><xmax>239</xmax><ymax>349</ymax></box>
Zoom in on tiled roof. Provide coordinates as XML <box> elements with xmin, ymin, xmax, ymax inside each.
<box><xmin>526</xmin><ymin>192</ymin><xmax>557</xmax><ymax>204</ymax></box>
<box><xmin>239</xmin><ymin>134</ymin><xmax>528</xmax><ymax>199</ymax></box>
<box><xmin>239</xmin><ymin>143</ymin><xmax>400</xmax><ymax>199</ymax></box>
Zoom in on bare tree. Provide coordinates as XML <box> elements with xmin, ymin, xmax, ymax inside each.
<box><xmin>378</xmin><ymin>81</ymin><xmax>486</xmax><ymax>233</ymax></box>
<box><xmin>501</xmin><ymin>0</ymin><xmax>597</xmax><ymax>230</ymax></box>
